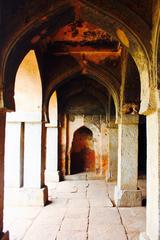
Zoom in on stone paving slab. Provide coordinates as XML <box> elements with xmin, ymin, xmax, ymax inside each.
<box><xmin>50</xmin><ymin>198</ymin><xmax>68</xmax><ymax>207</ymax></box>
<box><xmin>119</xmin><ymin>207</ymin><xmax>146</xmax><ymax>239</ymax></box>
<box><xmin>65</xmin><ymin>207</ymin><xmax>89</xmax><ymax>218</ymax></box>
<box><xmin>23</xmin><ymin>223</ymin><xmax>59</xmax><ymax>240</ymax></box>
<box><xmin>4</xmin><ymin>206</ymin><xmax>42</xmax><ymax>221</ymax></box>
<box><xmin>54</xmin><ymin>192</ymin><xmax>86</xmax><ymax>199</ymax></box>
<box><xmin>89</xmin><ymin>198</ymin><xmax>113</xmax><ymax>207</ymax></box>
<box><xmin>90</xmin><ymin>207</ymin><xmax>121</xmax><ymax>225</ymax></box>
<box><xmin>88</xmin><ymin>224</ymin><xmax>127</xmax><ymax>240</ymax></box>
<box><xmin>67</xmin><ymin>198</ymin><xmax>89</xmax><ymax>208</ymax></box>
<box><xmin>56</xmin><ymin>181</ymin><xmax>80</xmax><ymax>193</ymax></box>
<box><xmin>38</xmin><ymin>204</ymin><xmax>66</xmax><ymax>219</ymax></box>
<box><xmin>60</xmin><ymin>218</ymin><xmax>88</xmax><ymax>231</ymax></box>
<box><xmin>57</xmin><ymin>230</ymin><xmax>87</xmax><ymax>240</ymax></box>
<box><xmin>4</xmin><ymin>180</ymin><xmax>146</xmax><ymax>240</ymax></box>
<box><xmin>4</xmin><ymin>219</ymin><xmax>33</xmax><ymax>240</ymax></box>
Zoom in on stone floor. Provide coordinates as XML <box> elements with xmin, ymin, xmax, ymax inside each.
<box><xmin>3</xmin><ymin>180</ymin><xmax>146</xmax><ymax>240</ymax></box>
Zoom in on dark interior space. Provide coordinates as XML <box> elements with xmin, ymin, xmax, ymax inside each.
<box><xmin>138</xmin><ymin>115</ymin><xmax>147</xmax><ymax>178</ymax></box>
<box><xmin>70</xmin><ymin>126</ymin><xmax>95</xmax><ymax>174</ymax></box>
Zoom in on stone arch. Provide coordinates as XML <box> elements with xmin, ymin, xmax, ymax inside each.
<box><xmin>152</xmin><ymin>2</ymin><xmax>160</xmax><ymax>88</ymax></box>
<box><xmin>44</xmin><ymin>64</ymin><xmax>120</xmax><ymax>122</ymax></box>
<box><xmin>155</xmin><ymin>20</ymin><xmax>160</xmax><ymax>89</ymax></box>
<box><xmin>15</xmin><ymin>50</ymin><xmax>42</xmax><ymax>112</ymax></box>
<box><xmin>1</xmin><ymin>0</ymin><xmax>151</xmax><ymax>114</ymax></box>
<box><xmin>6</xmin><ymin>50</ymin><xmax>42</xmax><ymax>122</ymax></box>
<box><xmin>120</xmin><ymin>53</ymin><xmax>141</xmax><ymax>115</ymax></box>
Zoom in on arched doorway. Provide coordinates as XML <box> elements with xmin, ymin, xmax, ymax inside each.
<box><xmin>70</xmin><ymin>126</ymin><xmax>95</xmax><ymax>174</ymax></box>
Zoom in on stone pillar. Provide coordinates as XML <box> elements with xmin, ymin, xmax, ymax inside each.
<box><xmin>4</xmin><ymin>114</ymin><xmax>48</xmax><ymax>207</ymax></box>
<box><xmin>5</xmin><ymin>121</ymin><xmax>24</xmax><ymax>187</ymax></box>
<box><xmin>114</xmin><ymin>114</ymin><xmax>142</xmax><ymax>207</ymax></box>
<box><xmin>0</xmin><ymin>110</ymin><xmax>9</xmax><ymax>239</ymax></box>
<box><xmin>58</xmin><ymin>114</ymin><xmax>67</xmax><ymax>177</ymax></box>
<box><xmin>23</xmin><ymin>121</ymin><xmax>48</xmax><ymax>206</ymax></box>
<box><xmin>107</xmin><ymin>126</ymin><xmax>118</xmax><ymax>181</ymax></box>
<box><xmin>45</xmin><ymin>124</ymin><xmax>59</xmax><ymax>185</ymax></box>
<box><xmin>139</xmin><ymin>110</ymin><xmax>160</xmax><ymax>240</ymax></box>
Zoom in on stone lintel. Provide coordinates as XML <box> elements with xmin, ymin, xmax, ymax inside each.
<box><xmin>139</xmin><ymin>232</ymin><xmax>151</xmax><ymax>240</ymax></box>
<box><xmin>114</xmin><ymin>185</ymin><xmax>142</xmax><ymax>207</ymax></box>
<box><xmin>4</xmin><ymin>186</ymin><xmax>48</xmax><ymax>207</ymax></box>
<box><xmin>0</xmin><ymin>232</ymin><xmax>9</xmax><ymax>240</ymax></box>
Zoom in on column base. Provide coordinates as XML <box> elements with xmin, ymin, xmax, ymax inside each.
<box><xmin>114</xmin><ymin>185</ymin><xmax>142</xmax><ymax>207</ymax></box>
<box><xmin>4</xmin><ymin>186</ymin><xmax>48</xmax><ymax>207</ymax></box>
<box><xmin>139</xmin><ymin>232</ymin><xmax>150</xmax><ymax>240</ymax></box>
<box><xmin>0</xmin><ymin>231</ymin><xmax>9</xmax><ymax>240</ymax></box>
<box><xmin>45</xmin><ymin>170</ymin><xmax>60</xmax><ymax>183</ymax></box>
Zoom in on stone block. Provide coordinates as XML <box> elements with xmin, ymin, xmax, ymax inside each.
<box><xmin>4</xmin><ymin>186</ymin><xmax>48</xmax><ymax>207</ymax></box>
<box><xmin>61</xmin><ymin>218</ymin><xmax>88</xmax><ymax>231</ymax></box>
<box><xmin>114</xmin><ymin>186</ymin><xmax>142</xmax><ymax>207</ymax></box>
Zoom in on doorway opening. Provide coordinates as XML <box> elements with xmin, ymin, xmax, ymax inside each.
<box><xmin>70</xmin><ymin>126</ymin><xmax>95</xmax><ymax>174</ymax></box>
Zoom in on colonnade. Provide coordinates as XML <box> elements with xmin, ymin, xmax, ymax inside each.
<box><xmin>1</xmin><ymin>107</ymin><xmax>160</xmax><ymax>240</ymax></box>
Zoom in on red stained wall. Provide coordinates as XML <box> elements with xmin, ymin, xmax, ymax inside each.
<box><xmin>70</xmin><ymin>126</ymin><xmax>95</xmax><ymax>174</ymax></box>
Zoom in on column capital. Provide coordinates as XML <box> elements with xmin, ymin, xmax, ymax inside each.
<box><xmin>6</xmin><ymin>111</ymin><xmax>42</xmax><ymax>123</ymax></box>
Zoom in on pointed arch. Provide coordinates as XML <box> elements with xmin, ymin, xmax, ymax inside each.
<box><xmin>15</xmin><ymin>50</ymin><xmax>42</xmax><ymax>113</ymax></box>
<box><xmin>44</xmin><ymin>64</ymin><xmax>120</xmax><ymax>122</ymax></box>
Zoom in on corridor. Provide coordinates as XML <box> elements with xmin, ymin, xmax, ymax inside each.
<box><xmin>4</xmin><ymin>180</ymin><xmax>146</xmax><ymax>240</ymax></box>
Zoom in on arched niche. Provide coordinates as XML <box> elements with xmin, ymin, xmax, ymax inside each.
<box><xmin>48</xmin><ymin>91</ymin><xmax>58</xmax><ymax>126</ymax></box>
<box><xmin>70</xmin><ymin>126</ymin><xmax>95</xmax><ymax>174</ymax></box>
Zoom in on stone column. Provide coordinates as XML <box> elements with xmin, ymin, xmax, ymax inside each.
<box><xmin>107</xmin><ymin>125</ymin><xmax>118</xmax><ymax>181</ymax></box>
<box><xmin>114</xmin><ymin>114</ymin><xmax>142</xmax><ymax>207</ymax></box>
<box><xmin>45</xmin><ymin>123</ymin><xmax>59</xmax><ymax>186</ymax></box>
<box><xmin>4</xmin><ymin>113</ymin><xmax>48</xmax><ymax>206</ymax></box>
<box><xmin>0</xmin><ymin>110</ymin><xmax>9</xmax><ymax>239</ymax></box>
<box><xmin>5</xmin><ymin>120</ymin><xmax>24</xmax><ymax>188</ymax></box>
<box><xmin>23</xmin><ymin>121</ymin><xmax>48</xmax><ymax>206</ymax></box>
<box><xmin>4</xmin><ymin>119</ymin><xmax>25</xmax><ymax>206</ymax></box>
<box><xmin>58</xmin><ymin>114</ymin><xmax>67</xmax><ymax>177</ymax></box>
<box><xmin>139</xmin><ymin>109</ymin><xmax>160</xmax><ymax>240</ymax></box>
